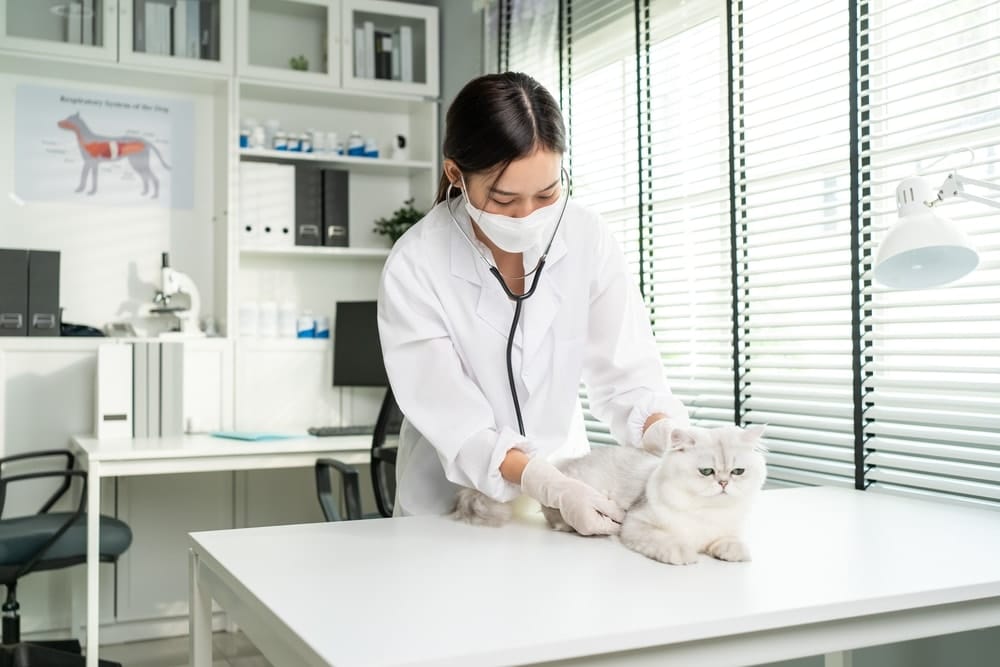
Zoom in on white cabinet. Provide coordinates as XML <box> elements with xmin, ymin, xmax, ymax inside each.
<box><xmin>237</xmin><ymin>0</ymin><xmax>339</xmax><ymax>86</ymax></box>
<box><xmin>237</xmin><ymin>0</ymin><xmax>439</xmax><ymax>98</ymax></box>
<box><xmin>0</xmin><ymin>0</ymin><xmax>120</xmax><ymax>62</ymax></box>
<box><xmin>341</xmin><ymin>0</ymin><xmax>438</xmax><ymax>98</ymax></box>
<box><xmin>118</xmin><ymin>0</ymin><xmax>233</xmax><ymax>75</ymax></box>
<box><xmin>0</xmin><ymin>0</ymin><xmax>233</xmax><ymax>75</ymax></box>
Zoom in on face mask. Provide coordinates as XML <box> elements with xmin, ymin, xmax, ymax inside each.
<box><xmin>460</xmin><ymin>174</ymin><xmax>564</xmax><ymax>253</ymax></box>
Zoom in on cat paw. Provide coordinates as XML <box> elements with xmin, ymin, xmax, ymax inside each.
<box><xmin>655</xmin><ymin>542</ymin><xmax>698</xmax><ymax>566</ymax></box>
<box><xmin>707</xmin><ymin>538</ymin><xmax>751</xmax><ymax>562</ymax></box>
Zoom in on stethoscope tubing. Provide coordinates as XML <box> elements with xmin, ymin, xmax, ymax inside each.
<box><xmin>446</xmin><ymin>175</ymin><xmax>570</xmax><ymax>437</ymax></box>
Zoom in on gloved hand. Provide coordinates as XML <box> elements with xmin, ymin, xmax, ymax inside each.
<box><xmin>520</xmin><ymin>457</ymin><xmax>624</xmax><ymax>536</ymax></box>
<box><xmin>640</xmin><ymin>417</ymin><xmax>674</xmax><ymax>455</ymax></box>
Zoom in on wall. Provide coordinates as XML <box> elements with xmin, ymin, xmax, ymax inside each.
<box><xmin>0</xmin><ymin>71</ymin><xmax>222</xmax><ymax>336</ymax></box>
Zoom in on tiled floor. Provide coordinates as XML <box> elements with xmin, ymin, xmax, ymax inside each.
<box><xmin>98</xmin><ymin>631</ymin><xmax>273</xmax><ymax>667</ymax></box>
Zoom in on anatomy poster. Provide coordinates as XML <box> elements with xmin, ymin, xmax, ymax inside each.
<box><xmin>14</xmin><ymin>84</ymin><xmax>194</xmax><ymax>209</ymax></box>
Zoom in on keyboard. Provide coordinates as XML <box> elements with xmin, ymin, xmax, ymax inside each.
<box><xmin>308</xmin><ymin>425</ymin><xmax>375</xmax><ymax>437</ymax></box>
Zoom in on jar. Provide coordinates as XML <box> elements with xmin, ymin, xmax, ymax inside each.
<box><xmin>347</xmin><ymin>131</ymin><xmax>364</xmax><ymax>156</ymax></box>
<box><xmin>273</xmin><ymin>131</ymin><xmax>288</xmax><ymax>151</ymax></box>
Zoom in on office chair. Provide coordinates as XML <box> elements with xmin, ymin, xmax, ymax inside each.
<box><xmin>314</xmin><ymin>388</ymin><xmax>401</xmax><ymax>521</ymax></box>
<box><xmin>1</xmin><ymin>450</ymin><xmax>132</xmax><ymax>667</ymax></box>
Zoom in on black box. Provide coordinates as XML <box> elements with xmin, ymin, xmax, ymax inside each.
<box><xmin>295</xmin><ymin>165</ymin><xmax>323</xmax><ymax>246</ymax></box>
<box><xmin>322</xmin><ymin>169</ymin><xmax>349</xmax><ymax>247</ymax></box>
<box><xmin>0</xmin><ymin>248</ymin><xmax>29</xmax><ymax>336</ymax></box>
<box><xmin>27</xmin><ymin>250</ymin><xmax>60</xmax><ymax>336</ymax></box>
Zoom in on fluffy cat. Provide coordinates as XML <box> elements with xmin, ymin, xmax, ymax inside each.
<box><xmin>618</xmin><ymin>424</ymin><xmax>767</xmax><ymax>565</ymax></box>
<box><xmin>452</xmin><ymin>424</ymin><xmax>767</xmax><ymax>565</ymax></box>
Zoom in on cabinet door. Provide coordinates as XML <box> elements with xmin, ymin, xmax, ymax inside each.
<box><xmin>340</xmin><ymin>0</ymin><xmax>438</xmax><ymax>98</ymax></box>
<box><xmin>0</xmin><ymin>0</ymin><xmax>119</xmax><ymax>62</ymax></box>
<box><xmin>237</xmin><ymin>0</ymin><xmax>339</xmax><ymax>88</ymax></box>
<box><xmin>118</xmin><ymin>0</ymin><xmax>234</xmax><ymax>75</ymax></box>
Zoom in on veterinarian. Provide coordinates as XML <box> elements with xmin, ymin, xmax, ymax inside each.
<box><xmin>377</xmin><ymin>72</ymin><xmax>690</xmax><ymax>534</ymax></box>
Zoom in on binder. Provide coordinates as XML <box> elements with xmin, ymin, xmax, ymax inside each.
<box><xmin>399</xmin><ymin>25</ymin><xmax>413</xmax><ymax>82</ymax></box>
<box><xmin>160</xmin><ymin>342</ymin><xmax>185</xmax><ymax>436</ymax></box>
<box><xmin>27</xmin><ymin>250</ymin><xmax>60</xmax><ymax>336</ymax></box>
<box><xmin>295</xmin><ymin>165</ymin><xmax>323</xmax><ymax>246</ymax></box>
<box><xmin>322</xmin><ymin>169</ymin><xmax>350</xmax><ymax>247</ymax></box>
<box><xmin>363</xmin><ymin>21</ymin><xmax>376</xmax><ymax>78</ymax></box>
<box><xmin>354</xmin><ymin>27</ymin><xmax>365</xmax><ymax>78</ymax></box>
<box><xmin>133</xmin><ymin>342</ymin><xmax>149</xmax><ymax>437</ymax></box>
<box><xmin>0</xmin><ymin>249</ymin><xmax>29</xmax><ymax>336</ymax></box>
<box><xmin>95</xmin><ymin>344</ymin><xmax>133</xmax><ymax>439</ymax></box>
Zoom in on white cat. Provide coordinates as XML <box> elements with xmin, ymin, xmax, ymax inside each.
<box><xmin>619</xmin><ymin>424</ymin><xmax>767</xmax><ymax>565</ymax></box>
<box><xmin>452</xmin><ymin>424</ymin><xmax>767</xmax><ymax>565</ymax></box>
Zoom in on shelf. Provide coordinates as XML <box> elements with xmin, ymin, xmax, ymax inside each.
<box><xmin>238</xmin><ymin>338</ymin><xmax>330</xmax><ymax>352</ymax></box>
<box><xmin>238</xmin><ymin>77</ymin><xmax>436</xmax><ymax>113</ymax></box>
<box><xmin>238</xmin><ymin>148</ymin><xmax>433</xmax><ymax>175</ymax></box>
<box><xmin>239</xmin><ymin>246</ymin><xmax>391</xmax><ymax>258</ymax></box>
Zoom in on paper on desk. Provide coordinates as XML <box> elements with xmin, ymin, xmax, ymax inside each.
<box><xmin>210</xmin><ymin>431</ymin><xmax>299</xmax><ymax>442</ymax></box>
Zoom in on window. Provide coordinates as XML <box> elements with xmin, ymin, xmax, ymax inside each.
<box><xmin>860</xmin><ymin>0</ymin><xmax>1000</xmax><ymax>509</ymax></box>
<box><xmin>495</xmin><ymin>0</ymin><xmax>1000</xmax><ymax>508</ymax></box>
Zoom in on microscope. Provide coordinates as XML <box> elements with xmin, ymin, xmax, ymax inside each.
<box><xmin>151</xmin><ymin>252</ymin><xmax>204</xmax><ymax>338</ymax></box>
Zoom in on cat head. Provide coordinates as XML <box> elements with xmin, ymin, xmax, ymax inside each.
<box><xmin>653</xmin><ymin>424</ymin><xmax>767</xmax><ymax>502</ymax></box>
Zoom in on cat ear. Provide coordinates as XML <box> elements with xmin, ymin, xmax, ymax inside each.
<box><xmin>669</xmin><ymin>428</ymin><xmax>697</xmax><ymax>452</ymax></box>
<box><xmin>740</xmin><ymin>424</ymin><xmax>767</xmax><ymax>448</ymax></box>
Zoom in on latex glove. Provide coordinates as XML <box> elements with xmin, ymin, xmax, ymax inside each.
<box><xmin>520</xmin><ymin>457</ymin><xmax>624</xmax><ymax>536</ymax></box>
<box><xmin>640</xmin><ymin>417</ymin><xmax>674</xmax><ymax>455</ymax></box>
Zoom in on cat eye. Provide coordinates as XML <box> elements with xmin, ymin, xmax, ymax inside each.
<box><xmin>732</xmin><ymin>468</ymin><xmax>746</xmax><ymax>476</ymax></box>
<box><xmin>698</xmin><ymin>468</ymin><xmax>715</xmax><ymax>476</ymax></box>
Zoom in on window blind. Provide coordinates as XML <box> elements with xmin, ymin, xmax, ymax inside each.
<box><xmin>732</xmin><ymin>0</ymin><xmax>857</xmax><ymax>488</ymax></box>
<box><xmin>647</xmin><ymin>0</ymin><xmax>734</xmax><ymax>428</ymax></box>
<box><xmin>563</xmin><ymin>0</ymin><xmax>640</xmax><ymax>444</ymax></box>
<box><xmin>860</xmin><ymin>0</ymin><xmax>1000</xmax><ymax>509</ymax></box>
<box><xmin>505</xmin><ymin>0</ymin><xmax>561</xmax><ymax>103</ymax></box>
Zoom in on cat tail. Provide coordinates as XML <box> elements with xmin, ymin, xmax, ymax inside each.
<box><xmin>452</xmin><ymin>487</ymin><xmax>513</xmax><ymax>527</ymax></box>
<box><xmin>148</xmin><ymin>142</ymin><xmax>171</xmax><ymax>170</ymax></box>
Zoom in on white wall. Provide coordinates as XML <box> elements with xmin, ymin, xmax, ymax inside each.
<box><xmin>0</xmin><ymin>72</ymin><xmax>222</xmax><ymax>336</ymax></box>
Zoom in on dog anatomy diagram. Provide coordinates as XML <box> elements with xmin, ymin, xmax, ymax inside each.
<box><xmin>15</xmin><ymin>84</ymin><xmax>194</xmax><ymax>208</ymax></box>
<box><xmin>58</xmin><ymin>112</ymin><xmax>171</xmax><ymax>198</ymax></box>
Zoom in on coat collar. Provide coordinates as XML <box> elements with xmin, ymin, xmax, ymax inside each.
<box><xmin>448</xmin><ymin>198</ymin><xmax>569</xmax><ymax>369</ymax></box>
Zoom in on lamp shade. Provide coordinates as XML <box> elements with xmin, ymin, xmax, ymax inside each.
<box><xmin>873</xmin><ymin>176</ymin><xmax>979</xmax><ymax>289</ymax></box>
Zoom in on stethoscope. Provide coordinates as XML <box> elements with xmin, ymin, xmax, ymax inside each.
<box><xmin>446</xmin><ymin>169</ymin><xmax>571</xmax><ymax>437</ymax></box>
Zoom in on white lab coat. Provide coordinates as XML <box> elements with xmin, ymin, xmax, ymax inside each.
<box><xmin>377</xmin><ymin>195</ymin><xmax>689</xmax><ymax>516</ymax></box>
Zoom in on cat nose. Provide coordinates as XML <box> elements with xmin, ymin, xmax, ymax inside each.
<box><xmin>718</xmin><ymin>480</ymin><xmax>729</xmax><ymax>488</ymax></box>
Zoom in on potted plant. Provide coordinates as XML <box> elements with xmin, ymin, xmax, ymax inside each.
<box><xmin>373</xmin><ymin>198</ymin><xmax>424</xmax><ymax>244</ymax></box>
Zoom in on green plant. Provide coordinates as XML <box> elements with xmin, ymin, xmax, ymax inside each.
<box><xmin>373</xmin><ymin>198</ymin><xmax>424</xmax><ymax>243</ymax></box>
<box><xmin>289</xmin><ymin>55</ymin><xmax>309</xmax><ymax>71</ymax></box>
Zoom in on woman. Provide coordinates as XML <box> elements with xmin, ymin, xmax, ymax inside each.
<box><xmin>377</xmin><ymin>72</ymin><xmax>688</xmax><ymax>534</ymax></box>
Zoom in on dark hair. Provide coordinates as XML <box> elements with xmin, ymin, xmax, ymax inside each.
<box><xmin>435</xmin><ymin>72</ymin><xmax>567</xmax><ymax>204</ymax></box>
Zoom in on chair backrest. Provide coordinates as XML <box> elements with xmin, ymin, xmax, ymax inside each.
<box><xmin>371</xmin><ymin>389</ymin><xmax>401</xmax><ymax>517</ymax></box>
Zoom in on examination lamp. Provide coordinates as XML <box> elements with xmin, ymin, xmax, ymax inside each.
<box><xmin>874</xmin><ymin>170</ymin><xmax>1000</xmax><ymax>289</ymax></box>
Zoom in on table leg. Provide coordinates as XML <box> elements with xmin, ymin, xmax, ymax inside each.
<box><xmin>86</xmin><ymin>465</ymin><xmax>100</xmax><ymax>667</ymax></box>
<box><xmin>71</xmin><ymin>566</ymin><xmax>84</xmax><ymax>650</ymax></box>
<box><xmin>189</xmin><ymin>548</ymin><xmax>213</xmax><ymax>666</ymax></box>
<box><xmin>825</xmin><ymin>651</ymin><xmax>853</xmax><ymax>667</ymax></box>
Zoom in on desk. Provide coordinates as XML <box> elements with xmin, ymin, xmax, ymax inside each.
<box><xmin>70</xmin><ymin>433</ymin><xmax>372</xmax><ymax>667</ymax></box>
<box><xmin>188</xmin><ymin>486</ymin><xmax>1000</xmax><ymax>667</ymax></box>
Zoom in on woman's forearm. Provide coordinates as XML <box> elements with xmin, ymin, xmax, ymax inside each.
<box><xmin>499</xmin><ymin>448</ymin><xmax>531</xmax><ymax>484</ymax></box>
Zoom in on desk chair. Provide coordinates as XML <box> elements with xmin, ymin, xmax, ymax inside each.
<box><xmin>0</xmin><ymin>450</ymin><xmax>132</xmax><ymax>667</ymax></box>
<box><xmin>315</xmin><ymin>389</ymin><xmax>401</xmax><ymax>521</ymax></box>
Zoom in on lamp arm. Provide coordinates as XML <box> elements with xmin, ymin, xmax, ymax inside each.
<box><xmin>934</xmin><ymin>172</ymin><xmax>1000</xmax><ymax>210</ymax></box>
